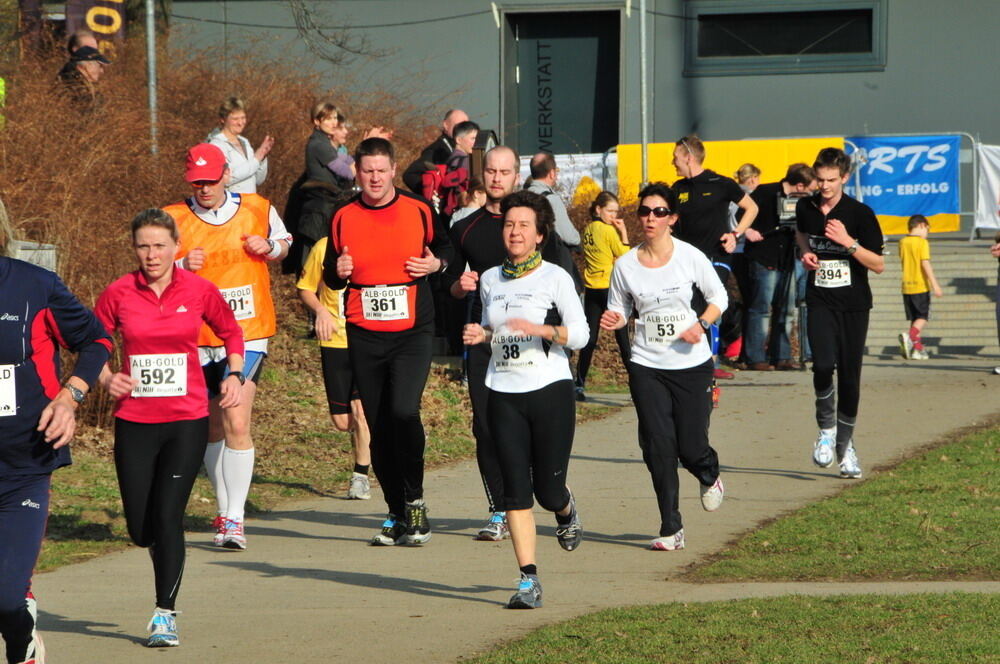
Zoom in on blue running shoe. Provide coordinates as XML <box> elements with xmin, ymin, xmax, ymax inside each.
<box><xmin>507</xmin><ymin>573</ymin><xmax>543</xmax><ymax>609</ymax></box>
<box><xmin>147</xmin><ymin>608</ymin><xmax>179</xmax><ymax>648</ymax></box>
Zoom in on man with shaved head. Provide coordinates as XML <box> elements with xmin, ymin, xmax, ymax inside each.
<box><xmin>444</xmin><ymin>145</ymin><xmax>578</xmax><ymax>542</ymax></box>
<box><xmin>403</xmin><ymin>108</ymin><xmax>471</xmax><ymax>193</ymax></box>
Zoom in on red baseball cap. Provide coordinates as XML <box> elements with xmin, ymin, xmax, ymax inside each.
<box><xmin>185</xmin><ymin>143</ymin><xmax>227</xmax><ymax>183</ymax></box>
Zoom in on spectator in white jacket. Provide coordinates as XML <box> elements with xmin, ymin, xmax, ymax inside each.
<box><xmin>208</xmin><ymin>97</ymin><xmax>274</xmax><ymax>194</ymax></box>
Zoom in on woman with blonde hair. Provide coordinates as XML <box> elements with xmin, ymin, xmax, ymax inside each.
<box><xmin>208</xmin><ymin>96</ymin><xmax>273</xmax><ymax>194</ymax></box>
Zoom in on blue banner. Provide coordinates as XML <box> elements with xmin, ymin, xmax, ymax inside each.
<box><xmin>845</xmin><ymin>135</ymin><xmax>960</xmax><ymax>218</ymax></box>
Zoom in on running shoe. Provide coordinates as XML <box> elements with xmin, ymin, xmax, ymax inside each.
<box><xmin>898</xmin><ymin>332</ymin><xmax>913</xmax><ymax>360</ymax></box>
<box><xmin>812</xmin><ymin>430</ymin><xmax>836</xmax><ymax>468</ymax></box>
<box><xmin>347</xmin><ymin>473</ymin><xmax>371</xmax><ymax>500</ymax></box>
<box><xmin>476</xmin><ymin>512</ymin><xmax>510</xmax><ymax>541</ymax></box>
<box><xmin>700</xmin><ymin>476</ymin><xmax>724</xmax><ymax>512</ymax></box>
<box><xmin>839</xmin><ymin>444</ymin><xmax>863</xmax><ymax>479</ymax></box>
<box><xmin>911</xmin><ymin>348</ymin><xmax>930</xmax><ymax>361</ymax></box>
<box><xmin>370</xmin><ymin>514</ymin><xmax>408</xmax><ymax>546</ymax></box>
<box><xmin>650</xmin><ymin>529</ymin><xmax>685</xmax><ymax>551</ymax></box>
<box><xmin>221</xmin><ymin>518</ymin><xmax>246</xmax><ymax>550</ymax></box>
<box><xmin>211</xmin><ymin>515</ymin><xmax>227</xmax><ymax>547</ymax></box>
<box><xmin>506</xmin><ymin>573</ymin><xmax>543</xmax><ymax>609</ymax></box>
<box><xmin>404</xmin><ymin>500</ymin><xmax>432</xmax><ymax>545</ymax></box>
<box><xmin>713</xmin><ymin>367</ymin><xmax>735</xmax><ymax>380</ymax></box>
<box><xmin>575</xmin><ymin>386</ymin><xmax>587</xmax><ymax>402</ymax></box>
<box><xmin>19</xmin><ymin>592</ymin><xmax>45</xmax><ymax>664</ymax></box>
<box><xmin>555</xmin><ymin>493</ymin><xmax>582</xmax><ymax>551</ymax></box>
<box><xmin>146</xmin><ymin>608</ymin><xmax>179</xmax><ymax>648</ymax></box>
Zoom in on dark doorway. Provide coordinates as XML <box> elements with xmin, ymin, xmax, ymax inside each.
<box><xmin>505</xmin><ymin>11</ymin><xmax>620</xmax><ymax>155</ymax></box>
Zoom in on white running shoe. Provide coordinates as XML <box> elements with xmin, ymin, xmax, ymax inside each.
<box><xmin>911</xmin><ymin>348</ymin><xmax>930</xmax><ymax>360</ymax></box>
<box><xmin>839</xmin><ymin>444</ymin><xmax>863</xmax><ymax>479</ymax></box>
<box><xmin>146</xmin><ymin>608</ymin><xmax>179</xmax><ymax>648</ymax></box>
<box><xmin>898</xmin><ymin>333</ymin><xmax>913</xmax><ymax>360</ymax></box>
<box><xmin>347</xmin><ymin>473</ymin><xmax>371</xmax><ymax>500</ymax></box>
<box><xmin>221</xmin><ymin>518</ymin><xmax>246</xmax><ymax>550</ymax></box>
<box><xmin>700</xmin><ymin>477</ymin><xmax>724</xmax><ymax>511</ymax></box>
<box><xmin>20</xmin><ymin>592</ymin><xmax>45</xmax><ymax>664</ymax></box>
<box><xmin>211</xmin><ymin>515</ymin><xmax>227</xmax><ymax>547</ymax></box>
<box><xmin>812</xmin><ymin>431</ymin><xmax>836</xmax><ymax>468</ymax></box>
<box><xmin>650</xmin><ymin>529</ymin><xmax>685</xmax><ymax>551</ymax></box>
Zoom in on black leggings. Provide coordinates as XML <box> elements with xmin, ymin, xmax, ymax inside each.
<box><xmin>627</xmin><ymin>360</ymin><xmax>719</xmax><ymax>536</ymax></box>
<box><xmin>577</xmin><ymin>288</ymin><xmax>631</xmax><ymax>388</ymax></box>
<box><xmin>347</xmin><ymin>324</ymin><xmax>432</xmax><ymax>517</ymax></box>
<box><xmin>806</xmin><ymin>306</ymin><xmax>869</xmax><ymax>454</ymax></box>
<box><xmin>488</xmin><ymin>380</ymin><xmax>575</xmax><ymax>512</ymax></box>
<box><xmin>467</xmin><ymin>342</ymin><xmax>505</xmax><ymax>512</ymax></box>
<box><xmin>114</xmin><ymin>417</ymin><xmax>208</xmax><ymax>611</ymax></box>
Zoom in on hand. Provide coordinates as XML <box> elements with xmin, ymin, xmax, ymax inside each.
<box><xmin>990</xmin><ymin>242</ymin><xmax>1000</xmax><ymax>258</ymax></box>
<box><xmin>678</xmin><ymin>321</ymin><xmax>704</xmax><ymax>344</ymax></box>
<box><xmin>462</xmin><ymin>323</ymin><xmax>486</xmax><ymax>346</ymax></box>
<box><xmin>600</xmin><ymin>310</ymin><xmax>624</xmax><ymax>331</ymax></box>
<box><xmin>504</xmin><ymin>318</ymin><xmax>539</xmax><ymax>337</ymax></box>
<box><xmin>184</xmin><ymin>247</ymin><xmax>205</xmax><ymax>271</ymax></box>
<box><xmin>242</xmin><ymin>234</ymin><xmax>271</xmax><ymax>256</ymax></box>
<box><xmin>254</xmin><ymin>135</ymin><xmax>274</xmax><ymax>161</ymax></box>
<box><xmin>744</xmin><ymin>228</ymin><xmax>764</xmax><ymax>243</ymax></box>
<box><xmin>933</xmin><ymin>285</ymin><xmax>944</xmax><ymax>298</ymax></box>
<box><xmin>720</xmin><ymin>232</ymin><xmax>736</xmax><ymax>253</ymax></box>
<box><xmin>37</xmin><ymin>396</ymin><xmax>77</xmax><ymax>448</ymax></box>
<box><xmin>405</xmin><ymin>247</ymin><xmax>441</xmax><ymax>278</ymax></box>
<box><xmin>337</xmin><ymin>246</ymin><xmax>354</xmax><ymax>280</ymax></box>
<box><xmin>458</xmin><ymin>270</ymin><xmax>479</xmax><ymax>293</ymax></box>
<box><xmin>104</xmin><ymin>372</ymin><xmax>139</xmax><ymax>399</ymax></box>
<box><xmin>824</xmin><ymin>219</ymin><xmax>853</xmax><ymax>247</ymax></box>
<box><xmin>363</xmin><ymin>126</ymin><xmax>393</xmax><ymax>140</ymax></box>
<box><xmin>801</xmin><ymin>252</ymin><xmax>819</xmax><ymax>270</ymax></box>
<box><xmin>218</xmin><ymin>374</ymin><xmax>243</xmax><ymax>409</ymax></box>
<box><xmin>314</xmin><ymin>309</ymin><xmax>338</xmax><ymax>341</ymax></box>
<box><xmin>610</xmin><ymin>217</ymin><xmax>626</xmax><ymax>232</ymax></box>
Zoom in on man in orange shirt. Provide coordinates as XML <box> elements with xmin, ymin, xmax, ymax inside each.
<box><xmin>165</xmin><ymin>143</ymin><xmax>291</xmax><ymax>550</ymax></box>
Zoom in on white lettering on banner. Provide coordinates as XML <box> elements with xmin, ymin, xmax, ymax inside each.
<box><xmin>0</xmin><ymin>365</ymin><xmax>15</xmax><ymax>417</ymax></box>
<box><xmin>864</xmin><ymin>144</ymin><xmax>951</xmax><ymax>176</ymax></box>
<box><xmin>896</xmin><ymin>182</ymin><xmax>949</xmax><ymax>195</ymax></box>
<box><xmin>220</xmin><ymin>284</ymin><xmax>256</xmax><ymax>321</ymax></box>
<box><xmin>361</xmin><ymin>286</ymin><xmax>409</xmax><ymax>321</ymax></box>
<box><xmin>815</xmin><ymin>260</ymin><xmax>852</xmax><ymax>288</ymax></box>
<box><xmin>130</xmin><ymin>354</ymin><xmax>188</xmax><ymax>397</ymax></box>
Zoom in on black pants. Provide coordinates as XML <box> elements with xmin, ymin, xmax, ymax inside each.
<box><xmin>114</xmin><ymin>417</ymin><xmax>208</xmax><ymax>611</ymax></box>
<box><xmin>806</xmin><ymin>306</ymin><xmax>869</xmax><ymax>454</ymax></box>
<box><xmin>0</xmin><ymin>473</ymin><xmax>50</xmax><ymax>664</ymax></box>
<box><xmin>488</xmin><ymin>380</ymin><xmax>575</xmax><ymax>512</ymax></box>
<box><xmin>627</xmin><ymin>360</ymin><xmax>719</xmax><ymax>536</ymax></box>
<box><xmin>347</xmin><ymin>323</ymin><xmax>432</xmax><ymax>517</ymax></box>
<box><xmin>467</xmin><ymin>343</ymin><xmax>506</xmax><ymax>512</ymax></box>
<box><xmin>576</xmin><ymin>288</ymin><xmax>631</xmax><ymax>388</ymax></box>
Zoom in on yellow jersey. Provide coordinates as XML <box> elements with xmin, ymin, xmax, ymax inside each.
<box><xmin>581</xmin><ymin>220</ymin><xmax>629</xmax><ymax>290</ymax></box>
<box><xmin>296</xmin><ymin>237</ymin><xmax>348</xmax><ymax>349</ymax></box>
<box><xmin>899</xmin><ymin>235</ymin><xmax>930</xmax><ymax>294</ymax></box>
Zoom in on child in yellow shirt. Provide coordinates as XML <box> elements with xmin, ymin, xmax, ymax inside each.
<box><xmin>898</xmin><ymin>215</ymin><xmax>943</xmax><ymax>360</ymax></box>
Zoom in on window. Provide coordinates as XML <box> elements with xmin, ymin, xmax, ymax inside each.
<box><xmin>684</xmin><ymin>0</ymin><xmax>886</xmax><ymax>76</ymax></box>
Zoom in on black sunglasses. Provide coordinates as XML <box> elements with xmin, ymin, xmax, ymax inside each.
<box><xmin>637</xmin><ymin>205</ymin><xmax>672</xmax><ymax>218</ymax></box>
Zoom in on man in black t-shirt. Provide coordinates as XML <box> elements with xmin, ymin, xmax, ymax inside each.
<box><xmin>743</xmin><ymin>163</ymin><xmax>816</xmax><ymax>371</ymax></box>
<box><xmin>795</xmin><ymin>147</ymin><xmax>884</xmax><ymax>480</ymax></box>
<box><xmin>672</xmin><ymin>135</ymin><xmax>758</xmax><ymax>380</ymax></box>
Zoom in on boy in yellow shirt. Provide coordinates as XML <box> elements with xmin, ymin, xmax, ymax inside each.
<box><xmin>898</xmin><ymin>215</ymin><xmax>943</xmax><ymax>360</ymax></box>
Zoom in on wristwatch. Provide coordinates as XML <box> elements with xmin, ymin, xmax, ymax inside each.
<box><xmin>846</xmin><ymin>240</ymin><xmax>859</xmax><ymax>255</ymax></box>
<box><xmin>65</xmin><ymin>384</ymin><xmax>86</xmax><ymax>404</ymax></box>
<box><xmin>228</xmin><ymin>371</ymin><xmax>246</xmax><ymax>385</ymax></box>
<box><xmin>698</xmin><ymin>318</ymin><xmax>711</xmax><ymax>332</ymax></box>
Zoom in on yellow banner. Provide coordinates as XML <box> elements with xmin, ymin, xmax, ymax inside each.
<box><xmin>616</xmin><ymin>137</ymin><xmax>845</xmax><ymax>205</ymax></box>
<box><xmin>877</xmin><ymin>213</ymin><xmax>959</xmax><ymax>235</ymax></box>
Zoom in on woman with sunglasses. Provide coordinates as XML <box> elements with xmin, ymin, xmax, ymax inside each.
<box><xmin>462</xmin><ymin>190</ymin><xmax>588</xmax><ymax>609</ymax></box>
<box><xmin>95</xmin><ymin>209</ymin><xmax>244</xmax><ymax>647</ymax></box>
<box><xmin>600</xmin><ymin>182</ymin><xmax>727</xmax><ymax>551</ymax></box>
<box><xmin>575</xmin><ymin>190</ymin><xmax>631</xmax><ymax>401</ymax></box>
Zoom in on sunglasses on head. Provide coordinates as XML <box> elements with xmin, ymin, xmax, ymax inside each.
<box><xmin>637</xmin><ymin>205</ymin><xmax>672</xmax><ymax>218</ymax></box>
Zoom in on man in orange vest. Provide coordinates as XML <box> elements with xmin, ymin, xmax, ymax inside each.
<box><xmin>165</xmin><ymin>143</ymin><xmax>291</xmax><ymax>550</ymax></box>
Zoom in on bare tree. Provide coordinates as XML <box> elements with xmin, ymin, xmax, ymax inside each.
<box><xmin>285</xmin><ymin>0</ymin><xmax>388</xmax><ymax>66</ymax></box>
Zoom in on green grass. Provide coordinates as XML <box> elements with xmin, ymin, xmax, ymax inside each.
<box><xmin>692</xmin><ymin>428</ymin><xmax>1000</xmax><ymax>581</ymax></box>
<box><xmin>469</xmin><ymin>593</ymin><xmax>1000</xmax><ymax>664</ymax></box>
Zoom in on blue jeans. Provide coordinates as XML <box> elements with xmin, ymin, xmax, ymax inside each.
<box><xmin>745</xmin><ymin>262</ymin><xmax>795</xmax><ymax>364</ymax></box>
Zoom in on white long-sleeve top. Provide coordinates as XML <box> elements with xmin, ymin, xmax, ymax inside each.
<box><xmin>607</xmin><ymin>239</ymin><xmax>728</xmax><ymax>370</ymax></box>
<box><xmin>208</xmin><ymin>130</ymin><xmax>268</xmax><ymax>194</ymax></box>
<box><xmin>479</xmin><ymin>261</ymin><xmax>588</xmax><ymax>393</ymax></box>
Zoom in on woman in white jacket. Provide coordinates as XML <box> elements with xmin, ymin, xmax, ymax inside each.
<box><xmin>208</xmin><ymin>97</ymin><xmax>273</xmax><ymax>194</ymax></box>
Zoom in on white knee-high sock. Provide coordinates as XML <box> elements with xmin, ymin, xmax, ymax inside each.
<box><xmin>203</xmin><ymin>440</ymin><xmax>227</xmax><ymax>517</ymax></box>
<box><xmin>222</xmin><ymin>447</ymin><xmax>255</xmax><ymax>522</ymax></box>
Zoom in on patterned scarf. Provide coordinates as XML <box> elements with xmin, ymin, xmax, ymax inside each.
<box><xmin>501</xmin><ymin>251</ymin><xmax>542</xmax><ymax>279</ymax></box>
